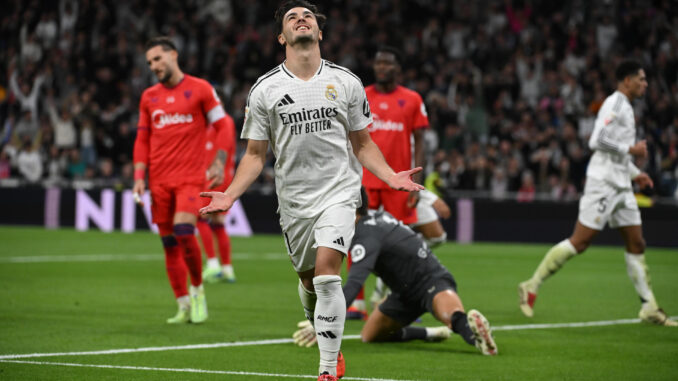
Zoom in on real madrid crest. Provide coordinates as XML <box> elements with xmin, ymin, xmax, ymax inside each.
<box><xmin>325</xmin><ymin>84</ymin><xmax>338</xmax><ymax>101</ymax></box>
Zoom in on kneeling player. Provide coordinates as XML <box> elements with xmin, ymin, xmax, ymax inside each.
<box><xmin>295</xmin><ymin>188</ymin><xmax>497</xmax><ymax>355</ymax></box>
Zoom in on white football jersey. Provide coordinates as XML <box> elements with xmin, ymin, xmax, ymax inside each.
<box><xmin>242</xmin><ymin>60</ymin><xmax>373</xmax><ymax>217</ymax></box>
<box><xmin>587</xmin><ymin>91</ymin><xmax>641</xmax><ymax>189</ymax></box>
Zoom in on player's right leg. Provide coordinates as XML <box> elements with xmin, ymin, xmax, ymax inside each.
<box><xmin>150</xmin><ymin>184</ymin><xmax>190</xmax><ymax>324</ymax></box>
<box><xmin>210</xmin><ymin>213</ymin><xmax>235</xmax><ymax>282</ymax></box>
<box><xmin>519</xmin><ymin>219</ymin><xmax>597</xmax><ymax>317</ymax></box>
<box><xmin>430</xmin><ymin>288</ymin><xmax>497</xmax><ymax>355</ymax></box>
<box><xmin>412</xmin><ymin>220</ymin><xmax>447</xmax><ymax>248</ymax></box>
<box><xmin>410</xmin><ymin>189</ymin><xmax>449</xmax><ymax>248</ymax></box>
<box><xmin>157</xmin><ymin>222</ymin><xmax>190</xmax><ymax>324</ymax></box>
<box><xmin>196</xmin><ymin>217</ymin><xmax>223</xmax><ymax>283</ymax></box>
<box><xmin>345</xmin><ymin>253</ymin><xmax>367</xmax><ymax>320</ymax></box>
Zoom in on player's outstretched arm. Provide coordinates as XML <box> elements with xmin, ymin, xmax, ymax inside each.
<box><xmin>200</xmin><ymin>139</ymin><xmax>268</xmax><ymax>215</ymax></box>
<box><xmin>633</xmin><ymin>172</ymin><xmax>654</xmax><ymax>190</ymax></box>
<box><xmin>349</xmin><ymin>128</ymin><xmax>424</xmax><ymax>192</ymax></box>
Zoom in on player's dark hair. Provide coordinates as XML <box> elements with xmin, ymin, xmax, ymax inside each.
<box><xmin>357</xmin><ymin>186</ymin><xmax>369</xmax><ymax>216</ymax></box>
<box><xmin>376</xmin><ymin>45</ymin><xmax>404</xmax><ymax>66</ymax></box>
<box><xmin>144</xmin><ymin>36</ymin><xmax>177</xmax><ymax>52</ymax></box>
<box><xmin>615</xmin><ymin>59</ymin><xmax>643</xmax><ymax>82</ymax></box>
<box><xmin>274</xmin><ymin>0</ymin><xmax>326</xmax><ymax>36</ymax></box>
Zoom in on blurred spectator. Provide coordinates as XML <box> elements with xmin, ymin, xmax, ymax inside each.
<box><xmin>0</xmin><ymin>0</ymin><xmax>675</xmax><ymax>201</ymax></box>
<box><xmin>517</xmin><ymin>170</ymin><xmax>536</xmax><ymax>202</ymax></box>
<box><xmin>47</xmin><ymin>97</ymin><xmax>76</xmax><ymax>150</ymax></box>
<box><xmin>16</xmin><ymin>141</ymin><xmax>42</xmax><ymax>183</ymax></box>
<box><xmin>66</xmin><ymin>149</ymin><xmax>85</xmax><ymax>179</ymax></box>
<box><xmin>0</xmin><ymin>149</ymin><xmax>12</xmax><ymax>179</ymax></box>
<box><xmin>45</xmin><ymin>145</ymin><xmax>67</xmax><ymax>183</ymax></box>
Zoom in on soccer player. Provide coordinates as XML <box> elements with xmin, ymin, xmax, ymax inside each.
<box><xmin>293</xmin><ymin>187</ymin><xmax>497</xmax><ymax>356</ymax></box>
<box><xmin>199</xmin><ymin>2</ymin><xmax>424</xmax><ymax>380</ymax></box>
<box><xmin>518</xmin><ymin>60</ymin><xmax>677</xmax><ymax>326</ymax></box>
<box><xmin>348</xmin><ymin>46</ymin><xmax>430</xmax><ymax>319</ymax></box>
<box><xmin>133</xmin><ymin>37</ymin><xmax>230</xmax><ymax>324</ymax></box>
<box><xmin>196</xmin><ymin>113</ymin><xmax>237</xmax><ymax>284</ymax></box>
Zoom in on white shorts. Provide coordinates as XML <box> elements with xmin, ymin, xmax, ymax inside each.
<box><xmin>410</xmin><ymin>189</ymin><xmax>439</xmax><ymax>227</ymax></box>
<box><xmin>578</xmin><ymin>178</ymin><xmax>641</xmax><ymax>230</ymax></box>
<box><xmin>279</xmin><ymin>203</ymin><xmax>356</xmax><ymax>272</ymax></box>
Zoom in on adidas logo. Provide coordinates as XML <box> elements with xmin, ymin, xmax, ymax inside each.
<box><xmin>317</xmin><ymin>331</ymin><xmax>337</xmax><ymax>339</ymax></box>
<box><xmin>277</xmin><ymin>94</ymin><xmax>295</xmax><ymax>107</ymax></box>
<box><xmin>333</xmin><ymin>237</ymin><xmax>345</xmax><ymax>246</ymax></box>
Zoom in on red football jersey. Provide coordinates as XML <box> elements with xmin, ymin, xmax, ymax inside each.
<box><xmin>204</xmin><ymin>113</ymin><xmax>236</xmax><ymax>192</ymax></box>
<box><xmin>135</xmin><ymin>75</ymin><xmax>225</xmax><ymax>185</ymax></box>
<box><xmin>363</xmin><ymin>85</ymin><xmax>429</xmax><ymax>189</ymax></box>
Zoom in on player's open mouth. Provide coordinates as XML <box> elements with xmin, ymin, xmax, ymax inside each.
<box><xmin>296</xmin><ymin>25</ymin><xmax>310</xmax><ymax>31</ymax></box>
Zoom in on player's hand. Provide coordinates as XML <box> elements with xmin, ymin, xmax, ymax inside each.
<box><xmin>206</xmin><ymin>165</ymin><xmax>225</xmax><ymax>189</ymax></box>
<box><xmin>132</xmin><ymin>180</ymin><xmax>146</xmax><ymax>206</ymax></box>
<box><xmin>432</xmin><ymin>198</ymin><xmax>452</xmax><ymax>219</ymax></box>
<box><xmin>628</xmin><ymin>140</ymin><xmax>648</xmax><ymax>158</ymax></box>
<box><xmin>293</xmin><ymin>320</ymin><xmax>316</xmax><ymax>347</ymax></box>
<box><xmin>199</xmin><ymin>191</ymin><xmax>235</xmax><ymax>215</ymax></box>
<box><xmin>406</xmin><ymin>191</ymin><xmax>420</xmax><ymax>208</ymax></box>
<box><xmin>633</xmin><ymin>173</ymin><xmax>654</xmax><ymax>190</ymax></box>
<box><xmin>388</xmin><ymin>167</ymin><xmax>425</xmax><ymax>192</ymax></box>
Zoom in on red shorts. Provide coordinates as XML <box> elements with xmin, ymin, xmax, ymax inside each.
<box><xmin>149</xmin><ymin>182</ymin><xmax>202</xmax><ymax>224</ymax></box>
<box><xmin>365</xmin><ymin>187</ymin><xmax>417</xmax><ymax>224</ymax></box>
<box><xmin>199</xmin><ymin>178</ymin><xmax>231</xmax><ymax>213</ymax></box>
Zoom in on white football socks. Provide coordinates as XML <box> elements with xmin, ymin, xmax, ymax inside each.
<box><xmin>207</xmin><ymin>258</ymin><xmax>220</xmax><ymax>270</ymax></box>
<box><xmin>313</xmin><ymin>275</ymin><xmax>345</xmax><ymax>376</ymax></box>
<box><xmin>298</xmin><ymin>279</ymin><xmax>317</xmax><ymax>323</ymax></box>
<box><xmin>625</xmin><ymin>252</ymin><xmax>658</xmax><ymax>309</ymax></box>
<box><xmin>530</xmin><ymin>239</ymin><xmax>578</xmax><ymax>289</ymax></box>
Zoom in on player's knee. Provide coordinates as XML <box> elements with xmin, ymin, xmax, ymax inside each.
<box><xmin>571</xmin><ymin>239</ymin><xmax>590</xmax><ymax>253</ymax></box>
<box><xmin>628</xmin><ymin>238</ymin><xmax>646</xmax><ymax>254</ymax></box>
<box><xmin>173</xmin><ymin>223</ymin><xmax>195</xmax><ymax>237</ymax></box>
<box><xmin>157</xmin><ymin>222</ymin><xmax>174</xmax><ymax>241</ymax></box>
<box><xmin>359</xmin><ymin>329</ymin><xmax>377</xmax><ymax>343</ymax></box>
<box><xmin>160</xmin><ymin>235</ymin><xmax>178</xmax><ymax>248</ymax></box>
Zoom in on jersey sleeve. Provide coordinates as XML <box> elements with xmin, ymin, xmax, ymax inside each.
<box><xmin>412</xmin><ymin>92</ymin><xmax>429</xmax><ymax>129</ymax></box>
<box><xmin>628</xmin><ymin>160</ymin><xmax>641</xmax><ymax>179</ymax></box>
<box><xmin>203</xmin><ymin>84</ymin><xmax>227</xmax><ymax>125</ymax></box>
<box><xmin>343</xmin><ymin>232</ymin><xmax>381</xmax><ymax>306</ymax></box>
<box><xmin>241</xmin><ymin>84</ymin><xmax>270</xmax><ymax>140</ymax></box>
<box><xmin>589</xmin><ymin>98</ymin><xmax>630</xmax><ymax>155</ymax></box>
<box><xmin>346</xmin><ymin>77</ymin><xmax>373</xmax><ymax>132</ymax></box>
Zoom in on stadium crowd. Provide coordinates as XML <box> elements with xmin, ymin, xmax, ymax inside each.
<box><xmin>1</xmin><ymin>0</ymin><xmax>677</xmax><ymax>200</ymax></box>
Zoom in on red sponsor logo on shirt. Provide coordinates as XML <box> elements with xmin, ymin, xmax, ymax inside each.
<box><xmin>152</xmin><ymin>109</ymin><xmax>194</xmax><ymax>129</ymax></box>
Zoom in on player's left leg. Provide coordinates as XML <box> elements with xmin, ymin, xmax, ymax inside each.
<box><xmin>431</xmin><ymin>290</ymin><xmax>497</xmax><ymax>355</ymax></box>
<box><xmin>313</xmin><ymin>247</ymin><xmax>346</xmax><ymax>378</ymax></box>
<box><xmin>618</xmin><ymin>225</ymin><xmax>677</xmax><ymax>326</ymax></box>
<box><xmin>174</xmin><ymin>210</ymin><xmax>207</xmax><ymax>324</ymax></box>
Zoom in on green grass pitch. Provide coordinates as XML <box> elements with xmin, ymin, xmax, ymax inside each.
<box><xmin>0</xmin><ymin>226</ymin><xmax>676</xmax><ymax>380</ymax></box>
